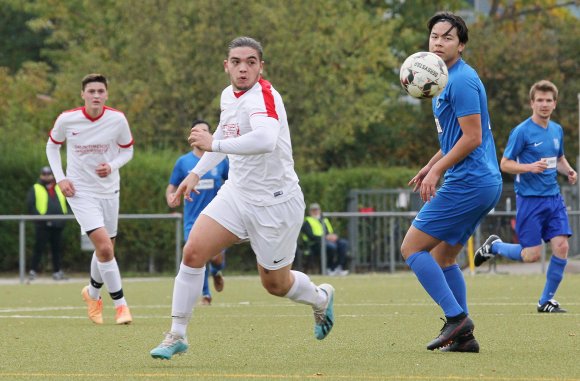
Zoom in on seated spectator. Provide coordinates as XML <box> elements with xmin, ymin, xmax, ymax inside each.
<box><xmin>301</xmin><ymin>203</ymin><xmax>349</xmax><ymax>276</ymax></box>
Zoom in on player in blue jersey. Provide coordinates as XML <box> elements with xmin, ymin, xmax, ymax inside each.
<box><xmin>166</xmin><ymin>119</ymin><xmax>229</xmax><ymax>305</ymax></box>
<box><xmin>474</xmin><ymin>80</ymin><xmax>576</xmax><ymax>313</ymax></box>
<box><xmin>400</xmin><ymin>12</ymin><xmax>502</xmax><ymax>353</ymax></box>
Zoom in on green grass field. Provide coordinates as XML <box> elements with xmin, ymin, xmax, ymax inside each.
<box><xmin>0</xmin><ymin>272</ymin><xmax>579</xmax><ymax>380</ymax></box>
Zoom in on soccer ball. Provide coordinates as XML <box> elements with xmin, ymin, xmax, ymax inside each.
<box><xmin>399</xmin><ymin>52</ymin><xmax>448</xmax><ymax>99</ymax></box>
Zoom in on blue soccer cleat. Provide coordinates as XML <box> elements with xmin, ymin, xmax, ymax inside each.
<box><xmin>150</xmin><ymin>332</ymin><xmax>189</xmax><ymax>360</ymax></box>
<box><xmin>313</xmin><ymin>283</ymin><xmax>335</xmax><ymax>340</ymax></box>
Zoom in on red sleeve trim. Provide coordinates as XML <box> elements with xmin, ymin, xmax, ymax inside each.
<box><xmin>48</xmin><ymin>130</ymin><xmax>64</xmax><ymax>144</ymax></box>
<box><xmin>258</xmin><ymin>78</ymin><xmax>278</xmax><ymax>120</ymax></box>
<box><xmin>118</xmin><ymin>138</ymin><xmax>134</xmax><ymax>148</ymax></box>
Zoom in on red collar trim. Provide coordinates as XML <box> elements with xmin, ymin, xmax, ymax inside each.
<box><xmin>82</xmin><ymin>106</ymin><xmax>106</xmax><ymax>122</ymax></box>
<box><xmin>234</xmin><ymin>90</ymin><xmax>247</xmax><ymax>99</ymax></box>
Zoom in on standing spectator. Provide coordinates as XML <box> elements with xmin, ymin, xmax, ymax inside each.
<box><xmin>475</xmin><ymin>80</ymin><xmax>576</xmax><ymax>313</ymax></box>
<box><xmin>167</xmin><ymin>119</ymin><xmax>229</xmax><ymax>306</ymax></box>
<box><xmin>301</xmin><ymin>203</ymin><xmax>349</xmax><ymax>275</ymax></box>
<box><xmin>27</xmin><ymin>166</ymin><xmax>68</xmax><ymax>281</ymax></box>
<box><xmin>46</xmin><ymin>73</ymin><xmax>134</xmax><ymax>325</ymax></box>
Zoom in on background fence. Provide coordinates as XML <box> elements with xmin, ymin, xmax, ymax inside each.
<box><xmin>320</xmin><ymin>184</ymin><xmax>580</xmax><ymax>273</ymax></box>
<box><xmin>0</xmin><ymin>214</ymin><xmax>182</xmax><ymax>284</ymax></box>
<box><xmin>3</xmin><ymin>185</ymin><xmax>579</xmax><ymax>280</ymax></box>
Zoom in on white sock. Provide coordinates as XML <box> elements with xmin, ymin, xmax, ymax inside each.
<box><xmin>170</xmin><ymin>263</ymin><xmax>206</xmax><ymax>337</ymax></box>
<box><xmin>97</xmin><ymin>258</ymin><xmax>126</xmax><ymax>307</ymax></box>
<box><xmin>88</xmin><ymin>252</ymin><xmax>103</xmax><ymax>300</ymax></box>
<box><xmin>285</xmin><ymin>270</ymin><xmax>327</xmax><ymax>308</ymax></box>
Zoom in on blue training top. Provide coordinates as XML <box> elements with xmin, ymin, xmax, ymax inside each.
<box><xmin>432</xmin><ymin>59</ymin><xmax>501</xmax><ymax>187</ymax></box>
<box><xmin>169</xmin><ymin>152</ymin><xmax>229</xmax><ymax>237</ymax></box>
<box><xmin>503</xmin><ymin>117</ymin><xmax>564</xmax><ymax>197</ymax></box>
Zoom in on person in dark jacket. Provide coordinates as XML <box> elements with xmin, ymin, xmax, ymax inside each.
<box><xmin>26</xmin><ymin>166</ymin><xmax>68</xmax><ymax>280</ymax></box>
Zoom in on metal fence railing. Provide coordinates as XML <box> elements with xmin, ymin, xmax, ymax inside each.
<box><xmin>0</xmin><ymin>214</ymin><xmax>182</xmax><ymax>284</ymax></box>
<box><xmin>321</xmin><ymin>210</ymin><xmax>580</xmax><ymax>274</ymax></box>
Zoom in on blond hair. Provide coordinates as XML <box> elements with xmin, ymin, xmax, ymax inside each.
<box><xmin>529</xmin><ymin>80</ymin><xmax>558</xmax><ymax>101</ymax></box>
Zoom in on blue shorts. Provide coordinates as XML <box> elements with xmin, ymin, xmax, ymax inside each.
<box><xmin>515</xmin><ymin>194</ymin><xmax>572</xmax><ymax>248</ymax></box>
<box><xmin>412</xmin><ymin>183</ymin><xmax>502</xmax><ymax>246</ymax></box>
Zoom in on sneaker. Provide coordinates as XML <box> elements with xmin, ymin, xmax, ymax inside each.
<box><xmin>426</xmin><ymin>316</ymin><xmax>474</xmax><ymax>350</ymax></box>
<box><xmin>474</xmin><ymin>235</ymin><xmax>502</xmax><ymax>267</ymax></box>
<box><xmin>52</xmin><ymin>271</ymin><xmax>67</xmax><ymax>281</ymax></box>
<box><xmin>439</xmin><ymin>332</ymin><xmax>480</xmax><ymax>353</ymax></box>
<box><xmin>28</xmin><ymin>270</ymin><xmax>37</xmax><ymax>281</ymax></box>
<box><xmin>200</xmin><ymin>295</ymin><xmax>212</xmax><ymax>306</ymax></box>
<box><xmin>213</xmin><ymin>271</ymin><xmax>224</xmax><ymax>292</ymax></box>
<box><xmin>537</xmin><ymin>299</ymin><xmax>567</xmax><ymax>313</ymax></box>
<box><xmin>333</xmin><ymin>266</ymin><xmax>349</xmax><ymax>276</ymax></box>
<box><xmin>150</xmin><ymin>332</ymin><xmax>189</xmax><ymax>360</ymax></box>
<box><xmin>115</xmin><ymin>305</ymin><xmax>133</xmax><ymax>324</ymax></box>
<box><xmin>81</xmin><ymin>286</ymin><xmax>103</xmax><ymax>325</ymax></box>
<box><xmin>313</xmin><ymin>283</ymin><xmax>335</xmax><ymax>340</ymax></box>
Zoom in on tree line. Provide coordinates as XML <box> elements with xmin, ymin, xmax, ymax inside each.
<box><xmin>1</xmin><ymin>0</ymin><xmax>578</xmax><ymax>173</ymax></box>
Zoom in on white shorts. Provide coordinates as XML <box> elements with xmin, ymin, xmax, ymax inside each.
<box><xmin>66</xmin><ymin>192</ymin><xmax>119</xmax><ymax>237</ymax></box>
<box><xmin>202</xmin><ymin>186</ymin><xmax>305</xmax><ymax>270</ymax></box>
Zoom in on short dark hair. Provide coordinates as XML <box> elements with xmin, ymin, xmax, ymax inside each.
<box><xmin>427</xmin><ymin>12</ymin><xmax>469</xmax><ymax>44</ymax></box>
<box><xmin>529</xmin><ymin>80</ymin><xmax>558</xmax><ymax>101</ymax></box>
<box><xmin>81</xmin><ymin>73</ymin><xmax>108</xmax><ymax>91</ymax></box>
<box><xmin>191</xmin><ymin>119</ymin><xmax>210</xmax><ymax>129</ymax></box>
<box><xmin>228</xmin><ymin>36</ymin><xmax>263</xmax><ymax>61</ymax></box>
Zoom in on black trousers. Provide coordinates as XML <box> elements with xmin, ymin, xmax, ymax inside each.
<box><xmin>31</xmin><ymin>224</ymin><xmax>64</xmax><ymax>273</ymax></box>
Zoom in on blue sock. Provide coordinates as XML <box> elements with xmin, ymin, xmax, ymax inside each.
<box><xmin>492</xmin><ymin>242</ymin><xmax>523</xmax><ymax>262</ymax></box>
<box><xmin>210</xmin><ymin>254</ymin><xmax>226</xmax><ymax>276</ymax></box>
<box><xmin>202</xmin><ymin>266</ymin><xmax>210</xmax><ymax>297</ymax></box>
<box><xmin>539</xmin><ymin>256</ymin><xmax>567</xmax><ymax>305</ymax></box>
<box><xmin>443</xmin><ymin>264</ymin><xmax>468</xmax><ymax>315</ymax></box>
<box><xmin>406</xmin><ymin>251</ymin><xmax>464</xmax><ymax>318</ymax></box>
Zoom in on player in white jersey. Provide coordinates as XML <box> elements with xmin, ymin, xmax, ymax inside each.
<box><xmin>150</xmin><ymin>37</ymin><xmax>335</xmax><ymax>360</ymax></box>
<box><xmin>46</xmin><ymin>73</ymin><xmax>134</xmax><ymax>325</ymax></box>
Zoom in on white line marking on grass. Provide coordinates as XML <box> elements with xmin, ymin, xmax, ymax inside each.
<box><xmin>0</xmin><ymin>372</ymin><xmax>579</xmax><ymax>380</ymax></box>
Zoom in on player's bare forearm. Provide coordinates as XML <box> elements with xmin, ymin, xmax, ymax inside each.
<box><xmin>166</xmin><ymin>184</ymin><xmax>179</xmax><ymax>208</ymax></box>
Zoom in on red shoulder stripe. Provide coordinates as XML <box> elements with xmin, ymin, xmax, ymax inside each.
<box><xmin>257</xmin><ymin>78</ymin><xmax>278</xmax><ymax>120</ymax></box>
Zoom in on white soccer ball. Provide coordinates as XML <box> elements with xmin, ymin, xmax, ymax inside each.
<box><xmin>399</xmin><ymin>52</ymin><xmax>448</xmax><ymax>99</ymax></box>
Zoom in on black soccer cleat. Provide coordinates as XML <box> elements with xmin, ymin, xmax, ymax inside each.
<box><xmin>426</xmin><ymin>316</ymin><xmax>474</xmax><ymax>351</ymax></box>
<box><xmin>474</xmin><ymin>235</ymin><xmax>502</xmax><ymax>267</ymax></box>
<box><xmin>439</xmin><ymin>332</ymin><xmax>480</xmax><ymax>353</ymax></box>
<box><xmin>537</xmin><ymin>299</ymin><xmax>567</xmax><ymax>313</ymax></box>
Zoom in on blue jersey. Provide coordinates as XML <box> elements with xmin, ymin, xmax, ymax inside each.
<box><xmin>432</xmin><ymin>59</ymin><xmax>501</xmax><ymax>187</ymax></box>
<box><xmin>169</xmin><ymin>152</ymin><xmax>229</xmax><ymax>237</ymax></box>
<box><xmin>503</xmin><ymin>117</ymin><xmax>564</xmax><ymax>197</ymax></box>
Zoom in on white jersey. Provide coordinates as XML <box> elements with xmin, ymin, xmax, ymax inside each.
<box><xmin>218</xmin><ymin>78</ymin><xmax>301</xmax><ymax>205</ymax></box>
<box><xmin>48</xmin><ymin>106</ymin><xmax>134</xmax><ymax>198</ymax></box>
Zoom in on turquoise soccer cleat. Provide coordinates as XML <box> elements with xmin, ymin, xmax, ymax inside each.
<box><xmin>313</xmin><ymin>283</ymin><xmax>335</xmax><ymax>340</ymax></box>
<box><xmin>150</xmin><ymin>332</ymin><xmax>189</xmax><ymax>360</ymax></box>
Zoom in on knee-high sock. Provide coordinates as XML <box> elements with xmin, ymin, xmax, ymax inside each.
<box><xmin>171</xmin><ymin>263</ymin><xmax>205</xmax><ymax>337</ymax></box>
<box><xmin>210</xmin><ymin>252</ymin><xmax>225</xmax><ymax>276</ymax></box>
<box><xmin>406</xmin><ymin>251</ymin><xmax>464</xmax><ymax>318</ymax></box>
<box><xmin>539</xmin><ymin>256</ymin><xmax>567</xmax><ymax>305</ymax></box>
<box><xmin>492</xmin><ymin>242</ymin><xmax>523</xmax><ymax>261</ymax></box>
<box><xmin>97</xmin><ymin>258</ymin><xmax>126</xmax><ymax>307</ymax></box>
<box><xmin>202</xmin><ymin>266</ymin><xmax>210</xmax><ymax>298</ymax></box>
<box><xmin>285</xmin><ymin>270</ymin><xmax>327</xmax><ymax>308</ymax></box>
<box><xmin>88</xmin><ymin>252</ymin><xmax>103</xmax><ymax>300</ymax></box>
<box><xmin>443</xmin><ymin>264</ymin><xmax>468</xmax><ymax>315</ymax></box>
